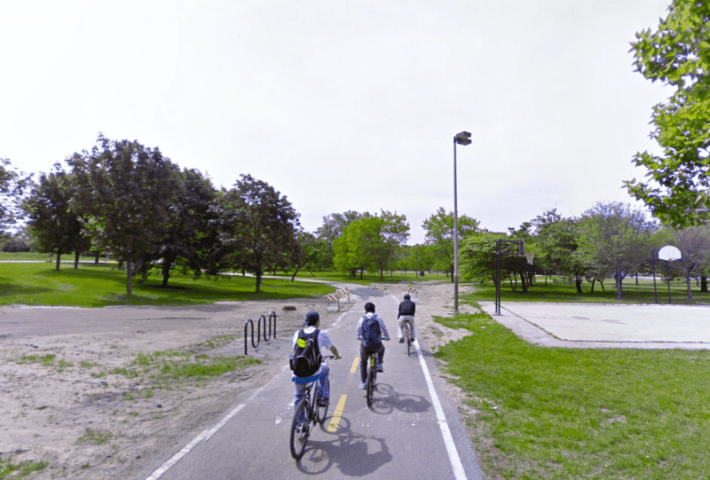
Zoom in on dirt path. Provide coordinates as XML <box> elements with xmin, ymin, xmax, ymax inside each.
<box><xmin>0</xmin><ymin>281</ymin><xmax>475</xmax><ymax>479</ymax></box>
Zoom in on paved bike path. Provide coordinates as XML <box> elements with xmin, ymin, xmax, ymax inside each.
<box><xmin>136</xmin><ymin>291</ymin><xmax>483</xmax><ymax>479</ymax></box>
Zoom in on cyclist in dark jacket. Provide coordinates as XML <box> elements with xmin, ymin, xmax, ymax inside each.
<box><xmin>357</xmin><ymin>302</ymin><xmax>390</xmax><ymax>389</ymax></box>
<box><xmin>397</xmin><ymin>293</ymin><xmax>416</xmax><ymax>343</ymax></box>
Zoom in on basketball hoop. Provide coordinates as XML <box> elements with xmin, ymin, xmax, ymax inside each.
<box><xmin>524</xmin><ymin>252</ymin><xmax>535</xmax><ymax>265</ymax></box>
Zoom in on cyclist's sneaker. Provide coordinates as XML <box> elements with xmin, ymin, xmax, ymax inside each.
<box><xmin>359</xmin><ymin>382</ymin><xmax>366</xmax><ymax>389</ymax></box>
<box><xmin>376</xmin><ymin>364</ymin><xmax>383</xmax><ymax>373</ymax></box>
<box><xmin>399</xmin><ymin>338</ymin><xmax>405</xmax><ymax>344</ymax></box>
<box><xmin>317</xmin><ymin>397</ymin><xmax>329</xmax><ymax>407</ymax></box>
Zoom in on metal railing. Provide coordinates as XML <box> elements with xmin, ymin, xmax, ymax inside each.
<box><xmin>244</xmin><ymin>311</ymin><xmax>277</xmax><ymax>355</ymax></box>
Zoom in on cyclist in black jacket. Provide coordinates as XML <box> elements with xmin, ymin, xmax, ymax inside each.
<box><xmin>397</xmin><ymin>294</ymin><xmax>416</xmax><ymax>343</ymax></box>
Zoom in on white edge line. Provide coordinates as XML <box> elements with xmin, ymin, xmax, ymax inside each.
<box><xmin>145</xmin><ymin>383</ymin><xmax>270</xmax><ymax>479</ymax></box>
<box><xmin>414</xmin><ymin>339</ymin><xmax>468</xmax><ymax>480</ymax></box>
<box><xmin>331</xmin><ymin>310</ymin><xmax>349</xmax><ymax>328</ymax></box>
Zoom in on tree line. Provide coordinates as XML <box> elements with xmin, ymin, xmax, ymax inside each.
<box><xmin>461</xmin><ymin>202</ymin><xmax>710</xmax><ymax>301</ymax></box>
<box><xmin>5</xmin><ymin>135</ymin><xmax>301</xmax><ymax>294</ymax></box>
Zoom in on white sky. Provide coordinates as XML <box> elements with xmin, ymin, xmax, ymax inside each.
<box><xmin>0</xmin><ymin>0</ymin><xmax>672</xmax><ymax>244</ymax></box>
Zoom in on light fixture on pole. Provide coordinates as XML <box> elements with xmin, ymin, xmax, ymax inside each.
<box><xmin>453</xmin><ymin>131</ymin><xmax>471</xmax><ymax>314</ymax></box>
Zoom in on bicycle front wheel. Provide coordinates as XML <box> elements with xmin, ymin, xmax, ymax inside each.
<box><xmin>316</xmin><ymin>379</ymin><xmax>330</xmax><ymax>424</ymax></box>
<box><xmin>290</xmin><ymin>399</ymin><xmax>309</xmax><ymax>460</ymax></box>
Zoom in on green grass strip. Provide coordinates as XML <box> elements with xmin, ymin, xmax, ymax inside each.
<box><xmin>435</xmin><ymin>305</ymin><xmax>710</xmax><ymax>479</ymax></box>
<box><xmin>0</xmin><ymin>458</ymin><xmax>48</xmax><ymax>479</ymax></box>
<box><xmin>0</xmin><ymin>262</ymin><xmax>334</xmax><ymax>307</ymax></box>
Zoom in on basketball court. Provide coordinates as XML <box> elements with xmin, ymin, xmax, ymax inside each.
<box><xmin>479</xmin><ymin>301</ymin><xmax>710</xmax><ymax>350</ymax></box>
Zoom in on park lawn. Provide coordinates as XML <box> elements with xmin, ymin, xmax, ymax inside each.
<box><xmin>435</xmin><ymin>300</ymin><xmax>710</xmax><ymax>479</ymax></box>
<box><xmin>466</xmin><ymin>276</ymin><xmax>710</xmax><ymax>306</ymax></box>
<box><xmin>276</xmin><ymin>270</ymin><xmax>451</xmax><ymax>285</ymax></box>
<box><xmin>0</xmin><ymin>262</ymin><xmax>334</xmax><ymax>307</ymax></box>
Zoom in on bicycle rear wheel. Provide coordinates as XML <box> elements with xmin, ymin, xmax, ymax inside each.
<box><xmin>316</xmin><ymin>379</ymin><xmax>330</xmax><ymax>424</ymax></box>
<box><xmin>406</xmin><ymin>324</ymin><xmax>412</xmax><ymax>357</ymax></box>
<box><xmin>290</xmin><ymin>399</ymin><xmax>309</xmax><ymax>460</ymax></box>
<box><xmin>366</xmin><ymin>359</ymin><xmax>375</xmax><ymax>408</ymax></box>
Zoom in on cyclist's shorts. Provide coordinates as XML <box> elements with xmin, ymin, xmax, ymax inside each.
<box><xmin>291</xmin><ymin>368</ymin><xmax>327</xmax><ymax>384</ymax></box>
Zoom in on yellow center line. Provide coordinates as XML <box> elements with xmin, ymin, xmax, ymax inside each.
<box><xmin>327</xmin><ymin>356</ymin><xmax>359</xmax><ymax>432</ymax></box>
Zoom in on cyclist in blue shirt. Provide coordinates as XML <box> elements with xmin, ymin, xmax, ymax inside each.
<box><xmin>292</xmin><ymin>311</ymin><xmax>341</xmax><ymax>407</ymax></box>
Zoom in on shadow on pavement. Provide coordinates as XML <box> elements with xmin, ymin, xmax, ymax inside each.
<box><xmin>296</xmin><ymin>416</ymin><xmax>392</xmax><ymax>476</ymax></box>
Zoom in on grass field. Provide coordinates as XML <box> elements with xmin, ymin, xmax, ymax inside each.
<box><xmin>469</xmin><ymin>275</ymin><xmax>710</xmax><ymax>306</ymax></box>
<box><xmin>432</xmin><ymin>288</ymin><xmax>710</xmax><ymax>479</ymax></box>
<box><xmin>0</xmin><ymin>262</ymin><xmax>334</xmax><ymax>307</ymax></box>
<box><xmin>274</xmin><ymin>269</ymin><xmax>451</xmax><ymax>285</ymax></box>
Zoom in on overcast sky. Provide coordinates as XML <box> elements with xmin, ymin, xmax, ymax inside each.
<box><xmin>0</xmin><ymin>0</ymin><xmax>673</xmax><ymax>244</ymax></box>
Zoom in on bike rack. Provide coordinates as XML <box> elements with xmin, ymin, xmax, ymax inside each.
<box><xmin>244</xmin><ymin>311</ymin><xmax>277</xmax><ymax>355</ymax></box>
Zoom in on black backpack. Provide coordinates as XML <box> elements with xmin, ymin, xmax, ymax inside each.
<box><xmin>290</xmin><ymin>329</ymin><xmax>322</xmax><ymax>377</ymax></box>
<box><xmin>361</xmin><ymin>315</ymin><xmax>382</xmax><ymax>346</ymax></box>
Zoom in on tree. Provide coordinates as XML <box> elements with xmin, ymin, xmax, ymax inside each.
<box><xmin>422</xmin><ymin>207</ymin><xmax>480</xmax><ymax>281</ymax></box>
<box><xmin>67</xmin><ymin>135</ymin><xmax>181</xmax><ymax>295</ymax></box>
<box><xmin>460</xmin><ymin>231</ymin><xmax>504</xmax><ymax>286</ymax></box>
<box><xmin>531</xmin><ymin>210</ymin><xmax>589</xmax><ymax>292</ymax></box>
<box><xmin>668</xmin><ymin>226</ymin><xmax>710</xmax><ymax>299</ymax></box>
<box><xmin>23</xmin><ymin>165</ymin><xmax>88</xmax><ymax>270</ymax></box>
<box><xmin>398</xmin><ymin>244</ymin><xmax>434</xmax><ymax>274</ymax></box>
<box><xmin>0</xmin><ymin>158</ymin><xmax>30</xmax><ymax>233</ymax></box>
<box><xmin>289</xmin><ymin>231</ymin><xmax>332</xmax><ymax>281</ymax></box>
<box><xmin>217</xmin><ymin>174</ymin><xmax>300</xmax><ymax>293</ymax></box>
<box><xmin>578</xmin><ymin>202</ymin><xmax>657</xmax><ymax>300</ymax></box>
<box><xmin>315</xmin><ymin>211</ymin><xmax>368</xmax><ymax>270</ymax></box>
<box><xmin>146</xmin><ymin>168</ymin><xmax>219</xmax><ymax>287</ymax></box>
<box><xmin>316</xmin><ymin>211</ymin><xmax>367</xmax><ymax>243</ymax></box>
<box><xmin>333</xmin><ymin>211</ymin><xmax>410</xmax><ymax>280</ymax></box>
<box><xmin>625</xmin><ymin>0</ymin><xmax>710</xmax><ymax>227</ymax></box>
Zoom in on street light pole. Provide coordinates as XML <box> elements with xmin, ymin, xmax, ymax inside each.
<box><xmin>453</xmin><ymin>131</ymin><xmax>471</xmax><ymax>314</ymax></box>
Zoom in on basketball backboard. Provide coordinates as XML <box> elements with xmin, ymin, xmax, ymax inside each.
<box><xmin>658</xmin><ymin>245</ymin><xmax>682</xmax><ymax>262</ymax></box>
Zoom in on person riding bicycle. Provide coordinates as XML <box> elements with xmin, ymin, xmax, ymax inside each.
<box><xmin>357</xmin><ymin>302</ymin><xmax>390</xmax><ymax>389</ymax></box>
<box><xmin>291</xmin><ymin>311</ymin><xmax>341</xmax><ymax>408</ymax></box>
<box><xmin>397</xmin><ymin>293</ymin><xmax>416</xmax><ymax>343</ymax></box>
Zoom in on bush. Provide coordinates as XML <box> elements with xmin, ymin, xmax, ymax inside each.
<box><xmin>1</xmin><ymin>237</ymin><xmax>31</xmax><ymax>252</ymax></box>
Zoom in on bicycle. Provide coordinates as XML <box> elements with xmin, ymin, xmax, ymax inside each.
<box><xmin>403</xmin><ymin>321</ymin><xmax>413</xmax><ymax>357</ymax></box>
<box><xmin>365</xmin><ymin>352</ymin><xmax>377</xmax><ymax>408</ymax></box>
<box><xmin>289</xmin><ymin>356</ymin><xmax>333</xmax><ymax>460</ymax></box>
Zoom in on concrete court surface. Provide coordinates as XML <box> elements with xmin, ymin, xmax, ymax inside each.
<box><xmin>479</xmin><ymin>301</ymin><xmax>710</xmax><ymax>350</ymax></box>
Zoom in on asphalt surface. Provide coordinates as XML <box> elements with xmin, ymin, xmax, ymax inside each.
<box><xmin>480</xmin><ymin>301</ymin><xmax>710</xmax><ymax>350</ymax></box>
<box><xmin>133</xmin><ymin>292</ymin><xmax>485</xmax><ymax>480</ymax></box>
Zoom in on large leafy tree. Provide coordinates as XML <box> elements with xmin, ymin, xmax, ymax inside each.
<box><xmin>315</xmin><ymin>210</ymin><xmax>368</xmax><ymax>269</ymax></box>
<box><xmin>531</xmin><ymin>210</ymin><xmax>589</xmax><ymax>292</ymax></box>
<box><xmin>625</xmin><ymin>0</ymin><xmax>710</xmax><ymax>227</ymax></box>
<box><xmin>144</xmin><ymin>168</ymin><xmax>219</xmax><ymax>287</ymax></box>
<box><xmin>578</xmin><ymin>202</ymin><xmax>657</xmax><ymax>300</ymax></box>
<box><xmin>217</xmin><ymin>174</ymin><xmax>300</xmax><ymax>293</ymax></box>
<box><xmin>333</xmin><ymin>210</ymin><xmax>409</xmax><ymax>280</ymax></box>
<box><xmin>67</xmin><ymin>135</ymin><xmax>181</xmax><ymax>295</ymax></box>
<box><xmin>422</xmin><ymin>207</ymin><xmax>480</xmax><ymax>281</ymax></box>
<box><xmin>23</xmin><ymin>164</ymin><xmax>88</xmax><ymax>270</ymax></box>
